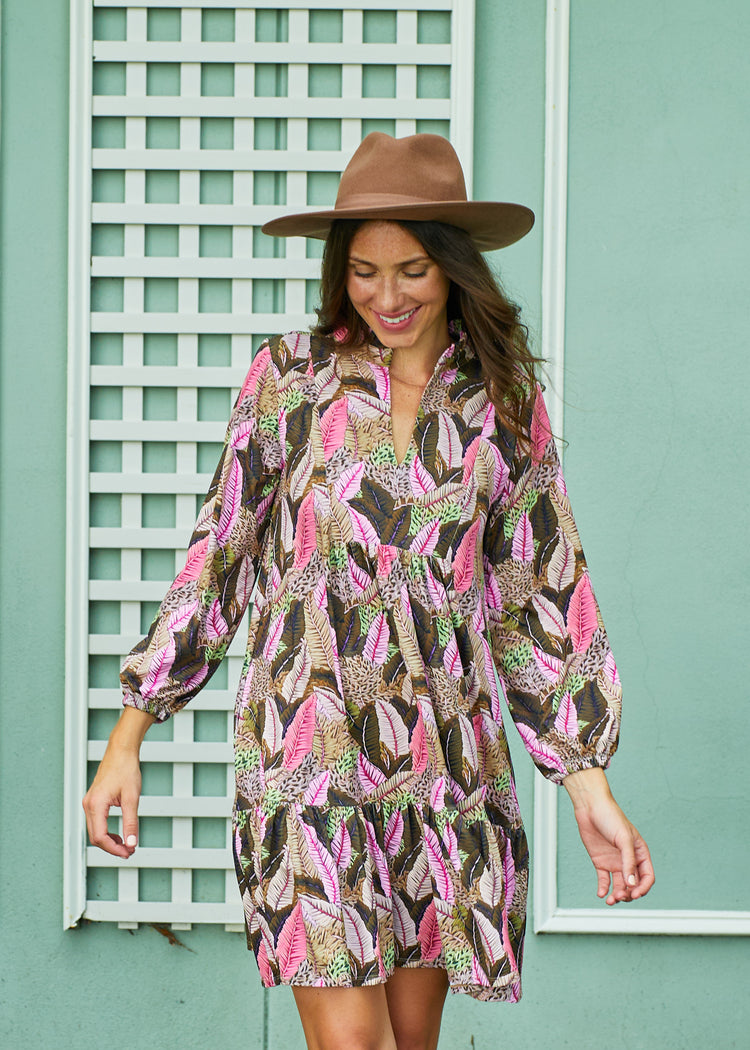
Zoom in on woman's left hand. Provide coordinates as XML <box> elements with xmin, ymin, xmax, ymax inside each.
<box><xmin>563</xmin><ymin>767</ymin><xmax>655</xmax><ymax>906</ymax></box>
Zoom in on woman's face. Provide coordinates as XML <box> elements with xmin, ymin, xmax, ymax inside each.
<box><xmin>345</xmin><ymin>221</ymin><xmax>451</xmax><ymax>359</ymax></box>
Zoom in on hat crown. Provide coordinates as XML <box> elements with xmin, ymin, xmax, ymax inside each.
<box><xmin>335</xmin><ymin>132</ymin><xmax>468</xmax><ymax>210</ymax></box>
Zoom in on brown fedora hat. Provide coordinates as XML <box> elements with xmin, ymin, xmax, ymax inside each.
<box><xmin>260</xmin><ymin>133</ymin><xmax>534</xmax><ymax>252</ymax></box>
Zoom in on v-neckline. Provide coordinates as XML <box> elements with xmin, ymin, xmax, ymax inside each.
<box><xmin>380</xmin><ymin>339</ymin><xmax>460</xmax><ymax>469</ymax></box>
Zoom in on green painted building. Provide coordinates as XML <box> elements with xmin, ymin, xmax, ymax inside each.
<box><xmin>1</xmin><ymin>2</ymin><xmax>748</xmax><ymax>1047</ymax></box>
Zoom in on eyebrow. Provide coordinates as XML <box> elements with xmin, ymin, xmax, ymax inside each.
<box><xmin>348</xmin><ymin>254</ymin><xmax>431</xmax><ymax>267</ymax></box>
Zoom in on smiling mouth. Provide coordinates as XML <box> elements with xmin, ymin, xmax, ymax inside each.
<box><xmin>376</xmin><ymin>308</ymin><xmax>418</xmax><ymax>326</ymax></box>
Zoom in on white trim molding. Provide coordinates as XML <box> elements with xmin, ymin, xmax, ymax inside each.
<box><xmin>536</xmin><ymin>0</ymin><xmax>749</xmax><ymax>937</ymax></box>
<box><xmin>63</xmin><ymin>0</ymin><xmax>93</xmax><ymax>930</ymax></box>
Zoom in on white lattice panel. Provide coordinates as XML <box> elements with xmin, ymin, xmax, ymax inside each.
<box><xmin>65</xmin><ymin>0</ymin><xmax>475</xmax><ymax>929</ymax></box>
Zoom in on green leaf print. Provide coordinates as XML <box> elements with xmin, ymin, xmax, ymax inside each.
<box><xmin>259</xmin><ymin>412</ymin><xmax>279</xmax><ymax>437</ymax></box>
<box><xmin>235</xmin><ymin>746</ymin><xmax>261</xmax><ymax>772</ymax></box>
<box><xmin>280</xmin><ymin>386</ymin><xmax>305</xmax><ymax>412</ymax></box>
<box><xmin>501</xmin><ymin>641</ymin><xmax>533</xmax><ymax>673</ymax></box>
<box><xmin>371</xmin><ymin>441</ymin><xmax>398</xmax><ymax>467</ymax></box>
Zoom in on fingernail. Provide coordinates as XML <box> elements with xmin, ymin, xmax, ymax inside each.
<box><xmin>126</xmin><ymin>835</ymin><xmax>137</xmax><ymax>847</ymax></box>
<box><xmin>628</xmin><ymin>874</ymin><xmax>636</xmax><ymax>886</ymax></box>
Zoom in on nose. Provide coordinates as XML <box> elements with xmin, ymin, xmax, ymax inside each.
<box><xmin>374</xmin><ymin>275</ymin><xmax>406</xmax><ymax>314</ymax></box>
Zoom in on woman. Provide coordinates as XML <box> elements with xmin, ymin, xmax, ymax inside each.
<box><xmin>84</xmin><ymin>134</ymin><xmax>654</xmax><ymax>1050</ymax></box>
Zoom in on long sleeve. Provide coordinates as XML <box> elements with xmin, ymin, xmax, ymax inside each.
<box><xmin>120</xmin><ymin>342</ymin><xmax>283</xmax><ymax>721</ymax></box>
<box><xmin>483</xmin><ymin>384</ymin><xmax>621</xmax><ymax>783</ymax></box>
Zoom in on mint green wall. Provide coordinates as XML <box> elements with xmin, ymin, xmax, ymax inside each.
<box><xmin>1</xmin><ymin>2</ymin><xmax>747</xmax><ymax>1048</ymax></box>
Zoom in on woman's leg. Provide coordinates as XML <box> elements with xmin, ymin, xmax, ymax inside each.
<box><xmin>385</xmin><ymin>967</ymin><xmax>449</xmax><ymax>1050</ymax></box>
<box><xmin>293</xmin><ymin>985</ymin><xmax>397</xmax><ymax>1050</ymax></box>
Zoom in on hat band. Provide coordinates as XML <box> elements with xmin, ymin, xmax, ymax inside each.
<box><xmin>335</xmin><ymin>191</ymin><xmax>466</xmax><ymax>210</ymax></box>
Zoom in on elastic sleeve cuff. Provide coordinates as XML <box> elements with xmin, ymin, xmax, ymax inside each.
<box><xmin>122</xmin><ymin>689</ymin><xmax>172</xmax><ymax>724</ymax></box>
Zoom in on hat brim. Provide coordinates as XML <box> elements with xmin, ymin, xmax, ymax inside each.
<box><xmin>261</xmin><ymin>201</ymin><xmax>534</xmax><ymax>252</ymax></box>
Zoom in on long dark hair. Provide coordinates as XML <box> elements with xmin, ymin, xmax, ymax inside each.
<box><xmin>312</xmin><ymin>219</ymin><xmax>542</xmax><ymax>439</ymax></box>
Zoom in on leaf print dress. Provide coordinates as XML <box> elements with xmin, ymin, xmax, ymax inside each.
<box><xmin>121</xmin><ymin>328</ymin><xmax>622</xmax><ymax>1002</ymax></box>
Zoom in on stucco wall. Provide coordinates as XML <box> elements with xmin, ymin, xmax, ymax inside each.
<box><xmin>1</xmin><ymin>2</ymin><xmax>747</xmax><ymax>1047</ymax></box>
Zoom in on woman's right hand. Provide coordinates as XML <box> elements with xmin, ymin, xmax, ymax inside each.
<box><xmin>82</xmin><ymin>706</ymin><xmax>156</xmax><ymax>859</ymax></box>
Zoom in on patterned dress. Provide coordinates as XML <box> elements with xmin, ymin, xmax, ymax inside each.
<box><xmin>121</xmin><ymin>327</ymin><xmax>621</xmax><ymax>1002</ymax></box>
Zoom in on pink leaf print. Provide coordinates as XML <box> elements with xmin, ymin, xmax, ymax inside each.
<box><xmin>376</xmin><ymin>544</ymin><xmax>396</xmax><ymax>578</ymax></box>
<box><xmin>392</xmin><ymin>894</ymin><xmax>417</xmax><ymax>948</ymax></box>
<box><xmin>531</xmin><ymin>593</ymin><xmax>566</xmax><ymax>638</ymax></box>
<box><xmin>320</xmin><ymin>398</ymin><xmax>348</xmax><ymax>457</ymax></box>
<box><xmin>333</xmin><ymin>461</ymin><xmax>364</xmax><ymax>502</ymax></box>
<box><xmin>429</xmin><ymin>776</ymin><xmax>447</xmax><ymax>812</ymax></box>
<box><xmin>257</xmin><ymin>939</ymin><xmax>274</xmax><ymax>987</ymax></box>
<box><xmin>479</xmin><ymin>400</ymin><xmax>496</xmax><ymax>437</ymax></box>
<box><xmin>343</xmin><ymin>904</ymin><xmax>376</xmax><ymax>965</ymax></box>
<box><xmin>462</xmin><ymin>436</ymin><xmax>481</xmax><ymax>485</ymax></box>
<box><xmin>205</xmin><ymin>598</ymin><xmax>229</xmax><ymax>641</ymax></box>
<box><xmin>293</xmin><ymin>491</ymin><xmax>317</xmax><ymax>571</ymax></box>
<box><xmin>400</xmin><ymin>584</ymin><xmax>413</xmax><ymax>621</ymax></box>
<box><xmin>423</xmin><ymin>824</ymin><xmax>454</xmax><ymax>903</ymax></box>
<box><xmin>357</xmin><ymin>753</ymin><xmax>386</xmax><ymax>795</ymax></box>
<box><xmin>471</xmin><ymin>955</ymin><xmax>491</xmax><ymax>987</ymax></box>
<box><xmin>140</xmin><ymin>637</ymin><xmax>176</xmax><ymax>699</ymax></box>
<box><xmin>418</xmin><ymin>900</ymin><xmax>442</xmax><ymax>962</ymax></box>
<box><xmin>300</xmin><ymin>822</ymin><xmax>340</xmax><ymax>906</ymax></box>
<box><xmin>410</xmin><ymin>709</ymin><xmax>429</xmax><ymax>776</ymax></box>
<box><xmin>375</xmin><ymin>698</ymin><xmax>408</xmax><ymax>756</ymax></box>
<box><xmin>347</xmin><ymin>554</ymin><xmax>371</xmax><ymax>595</ymax></box>
<box><xmin>424</xmin><ymin>562</ymin><xmax>447</xmax><ymax>609</ymax></box>
<box><xmin>530</xmin><ymin>384</ymin><xmax>552</xmax><ymax>463</ymax></box>
<box><xmin>437</xmin><ymin>412</ymin><xmax>462</xmax><ymax>469</ymax></box>
<box><xmin>167</xmin><ymin>599</ymin><xmax>200</xmax><ymax>633</ymax></box>
<box><xmin>486</xmin><ymin>442</ymin><xmax>510</xmax><ymax>501</ymax></box>
<box><xmin>384</xmin><ymin>809</ymin><xmax>404</xmax><ymax>857</ymax></box>
<box><xmin>410</xmin><ymin>518</ymin><xmax>440</xmax><ymax>556</ymax></box>
<box><xmin>409</xmin><ymin>454</ymin><xmax>437</xmax><ymax>496</ymax></box>
<box><xmin>453</xmin><ymin>519</ymin><xmax>481</xmax><ymax>593</ymax></box>
<box><xmin>369</xmin><ymin>362</ymin><xmax>390</xmax><ymax>401</ymax></box>
<box><xmin>567</xmin><ymin>572</ymin><xmax>598</xmax><ymax>652</ymax></box>
<box><xmin>303</xmin><ymin>770</ymin><xmax>330</xmax><ymax>806</ymax></box>
<box><xmin>512</xmin><ymin>511</ymin><xmax>534</xmax><ymax>562</ymax></box>
<box><xmin>364</xmin><ymin>612</ymin><xmax>389</xmax><ymax>666</ymax></box>
<box><xmin>314</xmin><ymin>686</ymin><xmax>345</xmax><ymax>720</ymax></box>
<box><xmin>262</xmin><ymin>697</ymin><xmax>282</xmax><ymax>756</ymax></box>
<box><xmin>349</xmin><ymin>506</ymin><xmax>379</xmax><ymax>549</ymax></box>
<box><xmin>172</xmin><ymin>535</ymin><xmax>209</xmax><ymax>588</ymax></box>
<box><xmin>282</xmin><ymin>694</ymin><xmax>317</xmax><ymax>770</ymax></box>
<box><xmin>482</xmin><ymin>638</ymin><xmax>503</xmax><ymax>723</ymax></box>
<box><xmin>472</xmin><ymin>907</ymin><xmax>504</xmax><ymax>966</ymax></box>
<box><xmin>604</xmin><ymin>651</ymin><xmax>621</xmax><ymax>686</ymax></box>
<box><xmin>364</xmin><ymin>819</ymin><xmax>392</xmax><ymax>896</ymax></box>
<box><xmin>515</xmin><ymin>722</ymin><xmax>568</xmax><ymax>776</ymax></box>
<box><xmin>182</xmin><ymin>663</ymin><xmax>208</xmax><ymax>693</ymax></box>
<box><xmin>483</xmin><ymin>557</ymin><xmax>503</xmax><ymax>611</ymax></box>
<box><xmin>235</xmin><ymin>555</ymin><xmax>255</xmax><ymax>606</ymax></box>
<box><xmin>532</xmin><ymin>645</ymin><xmax>563</xmax><ymax>683</ymax></box>
<box><xmin>238</xmin><ymin>346</ymin><xmax>271</xmax><ymax>404</ymax></box>
<box><xmin>299</xmin><ymin>894</ymin><xmax>341</xmax><ymax>927</ymax></box>
<box><xmin>230</xmin><ymin>419</ymin><xmax>254</xmax><ymax>450</ymax></box>
<box><xmin>554</xmin><ymin>691</ymin><xmax>578</xmax><ymax>737</ymax></box>
<box><xmin>331</xmin><ymin>820</ymin><xmax>352</xmax><ymax>871</ymax></box>
<box><xmin>441</xmin><ymin>821</ymin><xmax>461</xmax><ymax>872</ymax></box>
<box><xmin>312</xmin><ymin>574</ymin><xmax>327</xmax><ymax>612</ymax></box>
<box><xmin>502</xmin><ymin>839</ymin><xmax>516</xmax><ymax>910</ymax></box>
<box><xmin>266</xmin><ymin>847</ymin><xmax>294</xmax><ymax>910</ymax></box>
<box><xmin>263</xmin><ymin>612</ymin><xmax>285</xmax><ymax>662</ymax></box>
<box><xmin>478</xmin><ymin>862</ymin><xmax>504</xmax><ymax>908</ymax></box>
<box><xmin>442</xmin><ymin>635</ymin><xmax>462</xmax><ymax>679</ymax></box>
<box><xmin>406</xmin><ymin>851</ymin><xmax>431</xmax><ymax>900</ymax></box>
<box><xmin>277</xmin><ymin>902</ymin><xmax>307</xmax><ymax>981</ymax></box>
<box><xmin>547</xmin><ymin>530</ymin><xmax>576</xmax><ymax>590</ymax></box>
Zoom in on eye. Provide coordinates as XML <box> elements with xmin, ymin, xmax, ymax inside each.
<box><xmin>353</xmin><ymin>270</ymin><xmax>375</xmax><ymax>279</ymax></box>
<box><xmin>404</xmin><ymin>270</ymin><xmax>427</xmax><ymax>279</ymax></box>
